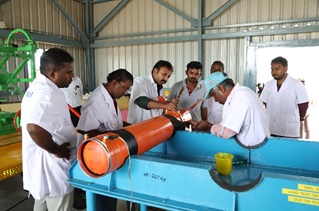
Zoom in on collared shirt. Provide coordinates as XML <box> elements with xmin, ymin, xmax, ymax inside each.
<box><xmin>128</xmin><ymin>74</ymin><xmax>165</xmax><ymax>124</ymax></box>
<box><xmin>167</xmin><ymin>79</ymin><xmax>205</xmax><ymax>122</ymax></box>
<box><xmin>77</xmin><ymin>84</ymin><xmax>123</xmax><ymax>145</ymax></box>
<box><xmin>61</xmin><ymin>76</ymin><xmax>83</xmax><ymax>107</ymax></box>
<box><xmin>21</xmin><ymin>74</ymin><xmax>77</xmax><ymax>199</ymax></box>
<box><xmin>215</xmin><ymin>83</ymin><xmax>269</xmax><ymax>147</ymax></box>
<box><xmin>260</xmin><ymin>74</ymin><xmax>309</xmax><ymax>137</ymax></box>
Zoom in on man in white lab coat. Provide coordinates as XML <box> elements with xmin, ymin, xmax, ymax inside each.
<box><xmin>77</xmin><ymin>68</ymin><xmax>133</xmax><ymax>211</ymax></box>
<box><xmin>260</xmin><ymin>56</ymin><xmax>309</xmax><ymax>138</ymax></box>
<box><xmin>21</xmin><ymin>48</ymin><xmax>76</xmax><ymax>211</ymax></box>
<box><xmin>128</xmin><ymin>60</ymin><xmax>178</xmax><ymax>124</ymax></box>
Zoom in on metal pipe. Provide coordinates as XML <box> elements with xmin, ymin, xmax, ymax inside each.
<box><xmin>77</xmin><ymin>111</ymin><xmax>191</xmax><ymax>177</ymax></box>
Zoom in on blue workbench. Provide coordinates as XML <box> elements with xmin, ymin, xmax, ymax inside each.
<box><xmin>69</xmin><ymin>131</ymin><xmax>319</xmax><ymax>211</ymax></box>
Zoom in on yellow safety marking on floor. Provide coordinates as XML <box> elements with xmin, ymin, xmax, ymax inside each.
<box><xmin>0</xmin><ymin>141</ymin><xmax>22</xmax><ymax>181</ymax></box>
<box><xmin>0</xmin><ymin>164</ymin><xmax>22</xmax><ymax>180</ymax></box>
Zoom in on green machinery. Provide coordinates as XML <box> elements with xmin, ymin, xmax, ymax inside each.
<box><xmin>0</xmin><ymin>28</ymin><xmax>37</xmax><ymax>136</ymax></box>
<box><xmin>0</xmin><ymin>111</ymin><xmax>18</xmax><ymax>136</ymax></box>
<box><xmin>0</xmin><ymin>28</ymin><xmax>37</xmax><ymax>134</ymax></box>
<box><xmin>0</xmin><ymin>29</ymin><xmax>37</xmax><ymax>180</ymax></box>
<box><xmin>0</xmin><ymin>28</ymin><xmax>38</xmax><ymax>97</ymax></box>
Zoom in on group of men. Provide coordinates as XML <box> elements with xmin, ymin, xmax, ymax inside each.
<box><xmin>21</xmin><ymin>48</ymin><xmax>309</xmax><ymax>211</ymax></box>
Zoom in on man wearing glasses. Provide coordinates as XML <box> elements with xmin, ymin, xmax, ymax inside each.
<box><xmin>76</xmin><ymin>68</ymin><xmax>133</xmax><ymax>211</ymax></box>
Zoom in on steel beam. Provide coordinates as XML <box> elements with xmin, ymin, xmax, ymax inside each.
<box><xmin>51</xmin><ymin>0</ymin><xmax>89</xmax><ymax>43</ymax></box>
<box><xmin>90</xmin><ymin>0</ymin><xmax>130</xmax><ymax>37</ymax></box>
<box><xmin>0</xmin><ymin>29</ymin><xmax>84</xmax><ymax>48</ymax></box>
<box><xmin>203</xmin><ymin>0</ymin><xmax>238</xmax><ymax>26</ymax></box>
<box><xmin>155</xmin><ymin>0</ymin><xmax>198</xmax><ymax>27</ymax></box>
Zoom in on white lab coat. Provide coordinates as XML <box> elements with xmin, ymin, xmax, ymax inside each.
<box><xmin>21</xmin><ymin>74</ymin><xmax>77</xmax><ymax>200</ymax></box>
<box><xmin>221</xmin><ymin>83</ymin><xmax>269</xmax><ymax>147</ymax></box>
<box><xmin>77</xmin><ymin>84</ymin><xmax>123</xmax><ymax>145</ymax></box>
<box><xmin>260</xmin><ymin>75</ymin><xmax>309</xmax><ymax>137</ymax></box>
<box><xmin>128</xmin><ymin>75</ymin><xmax>165</xmax><ymax>124</ymax></box>
<box><xmin>61</xmin><ymin>76</ymin><xmax>83</xmax><ymax>107</ymax></box>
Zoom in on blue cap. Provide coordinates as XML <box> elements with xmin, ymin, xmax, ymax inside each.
<box><xmin>204</xmin><ymin>72</ymin><xmax>229</xmax><ymax>99</ymax></box>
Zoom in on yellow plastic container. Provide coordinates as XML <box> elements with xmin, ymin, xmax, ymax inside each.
<box><xmin>164</xmin><ymin>90</ymin><xmax>170</xmax><ymax>98</ymax></box>
<box><xmin>214</xmin><ymin>152</ymin><xmax>234</xmax><ymax>175</ymax></box>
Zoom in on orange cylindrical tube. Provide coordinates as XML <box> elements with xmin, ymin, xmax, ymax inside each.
<box><xmin>77</xmin><ymin>113</ymin><xmax>186</xmax><ymax>177</ymax></box>
<box><xmin>77</xmin><ymin>132</ymin><xmax>129</xmax><ymax>177</ymax></box>
<box><xmin>124</xmin><ymin>115</ymin><xmax>175</xmax><ymax>154</ymax></box>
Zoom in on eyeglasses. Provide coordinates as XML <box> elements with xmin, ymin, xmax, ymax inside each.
<box><xmin>117</xmin><ymin>81</ymin><xmax>131</xmax><ymax>91</ymax></box>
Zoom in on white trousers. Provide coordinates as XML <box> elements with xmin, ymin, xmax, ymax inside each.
<box><xmin>34</xmin><ymin>191</ymin><xmax>74</xmax><ymax>211</ymax></box>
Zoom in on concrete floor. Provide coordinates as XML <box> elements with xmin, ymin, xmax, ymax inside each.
<box><xmin>0</xmin><ymin>174</ymin><xmax>34</xmax><ymax>211</ymax></box>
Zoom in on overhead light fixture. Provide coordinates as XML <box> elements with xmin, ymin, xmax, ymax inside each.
<box><xmin>259</xmin><ymin>27</ymin><xmax>263</xmax><ymax>30</ymax></box>
<box><xmin>270</xmin><ymin>26</ymin><xmax>275</xmax><ymax>29</ymax></box>
<box><xmin>307</xmin><ymin>23</ymin><xmax>311</xmax><ymax>26</ymax></box>
<box><xmin>282</xmin><ymin>25</ymin><xmax>287</xmax><ymax>28</ymax></box>
<box><xmin>294</xmin><ymin>24</ymin><xmax>299</xmax><ymax>27</ymax></box>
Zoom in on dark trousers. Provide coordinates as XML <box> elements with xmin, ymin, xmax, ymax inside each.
<box><xmin>70</xmin><ymin>106</ymin><xmax>81</xmax><ymax>127</ymax></box>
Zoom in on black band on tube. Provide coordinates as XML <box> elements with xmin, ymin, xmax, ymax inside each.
<box><xmin>163</xmin><ymin>114</ymin><xmax>185</xmax><ymax>131</ymax></box>
<box><xmin>114</xmin><ymin>129</ymin><xmax>138</xmax><ymax>155</ymax></box>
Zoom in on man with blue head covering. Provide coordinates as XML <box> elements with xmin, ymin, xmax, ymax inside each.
<box><xmin>194</xmin><ymin>72</ymin><xmax>269</xmax><ymax>148</ymax></box>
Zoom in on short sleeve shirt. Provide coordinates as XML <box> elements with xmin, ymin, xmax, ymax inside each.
<box><xmin>167</xmin><ymin>80</ymin><xmax>205</xmax><ymax>122</ymax></box>
<box><xmin>221</xmin><ymin>83</ymin><xmax>269</xmax><ymax>147</ymax></box>
<box><xmin>259</xmin><ymin>75</ymin><xmax>309</xmax><ymax>137</ymax></box>
<box><xmin>21</xmin><ymin>74</ymin><xmax>77</xmax><ymax>199</ymax></box>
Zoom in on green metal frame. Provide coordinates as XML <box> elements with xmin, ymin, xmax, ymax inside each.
<box><xmin>0</xmin><ymin>28</ymin><xmax>38</xmax><ymax>97</ymax></box>
<box><xmin>0</xmin><ymin>111</ymin><xmax>16</xmax><ymax>136</ymax></box>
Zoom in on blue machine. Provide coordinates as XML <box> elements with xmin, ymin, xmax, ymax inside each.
<box><xmin>69</xmin><ymin>131</ymin><xmax>319</xmax><ymax>211</ymax></box>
